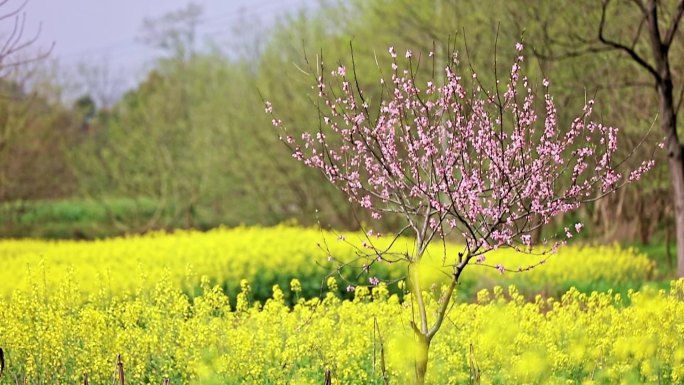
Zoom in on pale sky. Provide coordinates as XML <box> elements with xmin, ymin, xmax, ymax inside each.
<box><xmin>11</xmin><ymin>0</ymin><xmax>315</xmax><ymax>97</ymax></box>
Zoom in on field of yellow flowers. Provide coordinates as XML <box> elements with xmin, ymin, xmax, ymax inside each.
<box><xmin>0</xmin><ymin>226</ymin><xmax>655</xmax><ymax>301</ymax></box>
<box><xmin>0</xmin><ymin>226</ymin><xmax>679</xmax><ymax>384</ymax></box>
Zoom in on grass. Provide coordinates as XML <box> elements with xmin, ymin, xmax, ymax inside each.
<box><xmin>631</xmin><ymin>241</ymin><xmax>678</xmax><ymax>276</ymax></box>
<box><xmin>0</xmin><ymin>197</ymin><xmax>165</xmax><ymax>239</ymax></box>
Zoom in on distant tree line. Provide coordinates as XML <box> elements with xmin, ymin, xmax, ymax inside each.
<box><xmin>1</xmin><ymin>1</ymin><xmax>681</xmax><ymax>257</ymax></box>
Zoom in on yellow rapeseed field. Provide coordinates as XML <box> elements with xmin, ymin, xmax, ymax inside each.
<box><xmin>0</xmin><ymin>226</ymin><xmax>672</xmax><ymax>384</ymax></box>
<box><xmin>0</xmin><ymin>225</ymin><xmax>655</xmax><ymax>301</ymax></box>
<box><xmin>0</xmin><ymin>274</ymin><xmax>683</xmax><ymax>384</ymax></box>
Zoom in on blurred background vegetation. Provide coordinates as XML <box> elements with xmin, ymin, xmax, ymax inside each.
<box><xmin>0</xmin><ymin>0</ymin><xmax>680</xmax><ymax>271</ymax></box>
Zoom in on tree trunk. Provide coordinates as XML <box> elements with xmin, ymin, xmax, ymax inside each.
<box><xmin>668</xmin><ymin>153</ymin><xmax>684</xmax><ymax>277</ymax></box>
<box><xmin>414</xmin><ymin>334</ymin><xmax>430</xmax><ymax>385</ymax></box>
<box><xmin>644</xmin><ymin>0</ymin><xmax>683</xmax><ymax>277</ymax></box>
<box><xmin>656</xmin><ymin>63</ymin><xmax>683</xmax><ymax>276</ymax></box>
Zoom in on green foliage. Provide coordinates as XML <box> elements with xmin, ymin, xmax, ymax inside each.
<box><xmin>0</xmin><ymin>198</ymin><xmax>166</xmax><ymax>239</ymax></box>
<box><xmin>0</xmin><ymin>77</ymin><xmax>80</xmax><ymax>202</ymax></box>
<box><xmin>68</xmin><ymin>49</ymin><xmax>355</xmax><ymax>233</ymax></box>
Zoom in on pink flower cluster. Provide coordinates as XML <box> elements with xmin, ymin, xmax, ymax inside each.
<box><xmin>269</xmin><ymin>43</ymin><xmax>652</xmax><ymax>256</ymax></box>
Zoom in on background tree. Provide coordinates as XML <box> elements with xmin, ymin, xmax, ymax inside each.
<box><xmin>68</xmin><ymin>5</ymin><xmax>364</xmax><ymax>233</ymax></box>
<box><xmin>0</xmin><ymin>0</ymin><xmax>56</xmax><ymax>194</ymax></box>
<box><xmin>70</xmin><ymin>6</ymin><xmax>226</xmax><ymax>232</ymax></box>
<box><xmin>0</xmin><ymin>1</ymin><xmax>77</xmax><ymax>203</ymax></box>
<box><xmin>139</xmin><ymin>2</ymin><xmax>202</xmax><ymax>63</ymax></box>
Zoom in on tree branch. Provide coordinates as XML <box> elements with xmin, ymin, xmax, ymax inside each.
<box><xmin>664</xmin><ymin>0</ymin><xmax>684</xmax><ymax>47</ymax></box>
<box><xmin>598</xmin><ymin>0</ymin><xmax>661</xmax><ymax>81</ymax></box>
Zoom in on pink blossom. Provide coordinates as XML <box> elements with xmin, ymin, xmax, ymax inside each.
<box><xmin>269</xmin><ymin>42</ymin><xmax>650</xmax><ymax>272</ymax></box>
<box><xmin>360</xmin><ymin>195</ymin><xmax>372</xmax><ymax>208</ymax></box>
<box><xmin>565</xmin><ymin>227</ymin><xmax>573</xmax><ymax>238</ymax></box>
<box><xmin>369</xmin><ymin>277</ymin><xmax>380</xmax><ymax>286</ymax></box>
<box><xmin>521</xmin><ymin>234</ymin><xmax>532</xmax><ymax>246</ymax></box>
<box><xmin>629</xmin><ymin>160</ymin><xmax>655</xmax><ymax>182</ymax></box>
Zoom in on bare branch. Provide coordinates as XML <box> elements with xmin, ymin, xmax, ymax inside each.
<box><xmin>0</xmin><ymin>1</ymin><xmax>52</xmax><ymax>82</ymax></box>
<box><xmin>0</xmin><ymin>0</ymin><xmax>26</xmax><ymax>23</ymax></box>
<box><xmin>598</xmin><ymin>0</ymin><xmax>661</xmax><ymax>81</ymax></box>
<box><xmin>631</xmin><ymin>0</ymin><xmax>647</xmax><ymax>13</ymax></box>
<box><xmin>664</xmin><ymin>0</ymin><xmax>684</xmax><ymax>47</ymax></box>
<box><xmin>531</xmin><ymin>44</ymin><xmax>614</xmax><ymax>61</ymax></box>
<box><xmin>631</xmin><ymin>12</ymin><xmax>648</xmax><ymax>49</ymax></box>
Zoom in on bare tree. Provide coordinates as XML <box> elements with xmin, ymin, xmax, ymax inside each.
<box><xmin>0</xmin><ymin>0</ymin><xmax>51</xmax><ymax>77</ymax></box>
<box><xmin>0</xmin><ymin>0</ymin><xmax>54</xmax><ymax>201</ymax></box>
<box><xmin>139</xmin><ymin>2</ymin><xmax>203</xmax><ymax>62</ymax></box>
<box><xmin>73</xmin><ymin>60</ymin><xmax>127</xmax><ymax>110</ymax></box>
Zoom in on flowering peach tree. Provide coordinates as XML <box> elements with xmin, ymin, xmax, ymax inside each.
<box><xmin>267</xmin><ymin>43</ymin><xmax>652</xmax><ymax>384</ymax></box>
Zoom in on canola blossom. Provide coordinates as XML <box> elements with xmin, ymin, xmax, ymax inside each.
<box><xmin>0</xmin><ymin>227</ymin><xmax>667</xmax><ymax>384</ymax></box>
<box><xmin>0</xmin><ymin>226</ymin><xmax>654</xmax><ymax>302</ymax></box>
<box><xmin>0</xmin><ymin>274</ymin><xmax>683</xmax><ymax>385</ymax></box>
